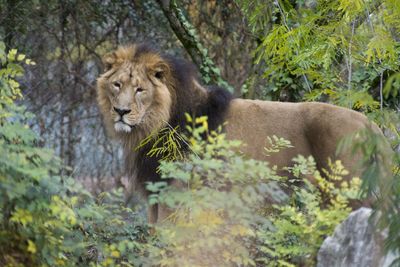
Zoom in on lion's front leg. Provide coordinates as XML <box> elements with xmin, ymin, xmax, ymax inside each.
<box><xmin>147</xmin><ymin>204</ymin><xmax>158</xmax><ymax>224</ymax></box>
<box><xmin>147</xmin><ymin>203</ymin><xmax>173</xmax><ymax>225</ymax></box>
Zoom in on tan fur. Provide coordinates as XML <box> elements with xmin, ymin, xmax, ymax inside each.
<box><xmin>224</xmin><ymin>99</ymin><xmax>376</xmax><ymax>181</ymax></box>
<box><xmin>97</xmin><ymin>45</ymin><xmax>388</xmax><ymax>224</ymax></box>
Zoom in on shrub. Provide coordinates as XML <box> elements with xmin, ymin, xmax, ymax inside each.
<box><xmin>259</xmin><ymin>157</ymin><xmax>360</xmax><ymax>266</ymax></box>
<box><xmin>0</xmin><ymin>43</ymin><xmax>148</xmax><ymax>267</ymax></box>
<box><xmin>143</xmin><ymin>116</ymin><xmax>360</xmax><ymax>266</ymax></box>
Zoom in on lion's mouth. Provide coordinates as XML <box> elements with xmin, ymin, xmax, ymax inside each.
<box><xmin>114</xmin><ymin>120</ymin><xmax>135</xmax><ymax>133</ymax></box>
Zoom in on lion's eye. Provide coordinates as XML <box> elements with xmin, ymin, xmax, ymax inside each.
<box><xmin>136</xmin><ymin>87</ymin><xmax>144</xmax><ymax>93</ymax></box>
<box><xmin>155</xmin><ymin>71</ymin><xmax>163</xmax><ymax>79</ymax></box>
<box><xmin>113</xmin><ymin>81</ymin><xmax>122</xmax><ymax>89</ymax></box>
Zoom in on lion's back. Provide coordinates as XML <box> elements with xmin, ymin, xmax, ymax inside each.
<box><xmin>224</xmin><ymin>99</ymin><xmax>373</xmax><ymax>175</ymax></box>
<box><xmin>224</xmin><ymin>99</ymin><xmax>311</xmax><ymax>166</ymax></box>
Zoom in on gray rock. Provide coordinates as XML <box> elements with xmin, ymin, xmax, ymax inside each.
<box><xmin>317</xmin><ymin>207</ymin><xmax>398</xmax><ymax>267</ymax></box>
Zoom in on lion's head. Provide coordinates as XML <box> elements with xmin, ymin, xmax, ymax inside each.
<box><xmin>97</xmin><ymin>44</ymin><xmax>231</xmax><ymax>147</ymax></box>
<box><xmin>97</xmin><ymin>44</ymin><xmax>178</xmax><ymax>144</ymax></box>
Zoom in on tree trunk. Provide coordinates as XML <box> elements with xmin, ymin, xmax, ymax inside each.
<box><xmin>58</xmin><ymin>0</ymin><xmax>68</xmax><ymax>175</ymax></box>
<box><xmin>154</xmin><ymin>0</ymin><xmax>233</xmax><ymax>92</ymax></box>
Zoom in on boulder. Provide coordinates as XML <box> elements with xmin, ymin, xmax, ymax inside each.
<box><xmin>317</xmin><ymin>207</ymin><xmax>398</xmax><ymax>267</ymax></box>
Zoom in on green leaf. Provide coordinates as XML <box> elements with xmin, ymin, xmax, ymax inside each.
<box><xmin>7</xmin><ymin>49</ymin><xmax>18</xmax><ymax>62</ymax></box>
<box><xmin>17</xmin><ymin>54</ymin><xmax>26</xmax><ymax>61</ymax></box>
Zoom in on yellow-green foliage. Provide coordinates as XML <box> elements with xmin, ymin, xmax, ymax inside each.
<box><xmin>143</xmin><ymin>116</ymin><xmax>360</xmax><ymax>266</ymax></box>
<box><xmin>237</xmin><ymin>0</ymin><xmax>400</xmax><ymax>111</ymax></box>
<box><xmin>144</xmin><ymin>117</ymin><xmax>279</xmax><ymax>266</ymax></box>
<box><xmin>260</xmin><ymin>157</ymin><xmax>360</xmax><ymax>266</ymax></box>
<box><xmin>138</xmin><ymin>125</ymin><xmax>186</xmax><ymax>164</ymax></box>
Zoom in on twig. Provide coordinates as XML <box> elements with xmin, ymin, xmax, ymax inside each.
<box><xmin>366</xmin><ymin>2</ymin><xmax>385</xmax><ymax>110</ymax></box>
<box><xmin>162</xmin><ymin>120</ymin><xmax>200</xmax><ymax>159</ymax></box>
<box><xmin>380</xmin><ymin>72</ymin><xmax>383</xmax><ymax>111</ymax></box>
<box><xmin>348</xmin><ymin>20</ymin><xmax>356</xmax><ymax>91</ymax></box>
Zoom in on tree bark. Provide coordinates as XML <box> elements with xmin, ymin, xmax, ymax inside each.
<box><xmin>58</xmin><ymin>0</ymin><xmax>68</xmax><ymax>175</ymax></box>
<box><xmin>156</xmin><ymin>0</ymin><xmax>203</xmax><ymax>67</ymax></box>
<box><xmin>154</xmin><ymin>0</ymin><xmax>233</xmax><ymax>91</ymax></box>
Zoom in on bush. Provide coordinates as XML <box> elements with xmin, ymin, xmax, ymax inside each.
<box><xmin>143</xmin><ymin>116</ymin><xmax>360</xmax><ymax>266</ymax></box>
<box><xmin>0</xmin><ymin>43</ymin><xmax>148</xmax><ymax>267</ymax></box>
<box><xmin>259</xmin><ymin>157</ymin><xmax>361</xmax><ymax>266</ymax></box>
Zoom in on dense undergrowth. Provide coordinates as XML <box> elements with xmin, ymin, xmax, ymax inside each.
<box><xmin>143</xmin><ymin>116</ymin><xmax>364</xmax><ymax>267</ymax></box>
<box><xmin>0</xmin><ymin>44</ymin><xmax>148</xmax><ymax>266</ymax></box>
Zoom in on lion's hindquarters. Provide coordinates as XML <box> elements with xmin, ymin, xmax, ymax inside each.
<box><xmin>302</xmin><ymin>103</ymin><xmax>374</xmax><ymax>180</ymax></box>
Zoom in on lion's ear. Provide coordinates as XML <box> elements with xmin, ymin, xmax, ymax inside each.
<box><xmin>102</xmin><ymin>52</ymin><xmax>117</xmax><ymax>71</ymax></box>
<box><xmin>149</xmin><ymin>61</ymin><xmax>170</xmax><ymax>81</ymax></box>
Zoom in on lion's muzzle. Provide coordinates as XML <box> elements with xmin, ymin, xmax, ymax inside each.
<box><xmin>113</xmin><ymin>107</ymin><xmax>136</xmax><ymax>133</ymax></box>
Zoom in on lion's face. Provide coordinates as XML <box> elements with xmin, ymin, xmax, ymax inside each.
<box><xmin>97</xmin><ymin>45</ymin><xmax>173</xmax><ymax>137</ymax></box>
<box><xmin>105</xmin><ymin>63</ymin><xmax>157</xmax><ymax>133</ymax></box>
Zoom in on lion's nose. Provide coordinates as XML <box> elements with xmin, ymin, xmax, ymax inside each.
<box><xmin>113</xmin><ymin>107</ymin><xmax>131</xmax><ymax>117</ymax></box>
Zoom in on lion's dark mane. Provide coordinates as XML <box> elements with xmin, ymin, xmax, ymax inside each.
<box><xmin>128</xmin><ymin>45</ymin><xmax>232</xmax><ymax>195</ymax></box>
<box><xmin>166</xmin><ymin>55</ymin><xmax>232</xmax><ymax>130</ymax></box>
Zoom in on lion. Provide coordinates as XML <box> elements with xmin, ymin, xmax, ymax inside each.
<box><xmin>97</xmin><ymin>44</ymin><xmax>390</xmax><ymax>223</ymax></box>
